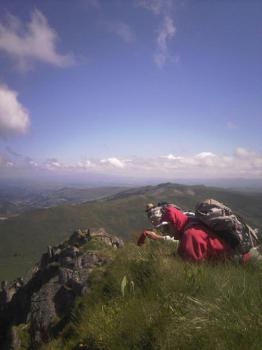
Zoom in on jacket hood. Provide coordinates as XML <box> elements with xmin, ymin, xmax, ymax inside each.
<box><xmin>161</xmin><ymin>207</ymin><xmax>189</xmax><ymax>239</ymax></box>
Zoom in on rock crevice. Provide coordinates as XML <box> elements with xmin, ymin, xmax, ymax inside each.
<box><xmin>0</xmin><ymin>228</ymin><xmax>124</xmax><ymax>349</ymax></box>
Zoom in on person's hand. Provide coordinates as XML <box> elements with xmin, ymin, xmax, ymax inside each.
<box><xmin>137</xmin><ymin>230</ymin><xmax>163</xmax><ymax>246</ymax></box>
<box><xmin>145</xmin><ymin>231</ymin><xmax>163</xmax><ymax>240</ymax></box>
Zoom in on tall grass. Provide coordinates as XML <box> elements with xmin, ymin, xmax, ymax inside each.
<box><xmin>41</xmin><ymin>241</ymin><xmax>262</xmax><ymax>350</ymax></box>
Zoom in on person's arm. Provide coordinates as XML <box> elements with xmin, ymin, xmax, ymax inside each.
<box><xmin>137</xmin><ymin>230</ymin><xmax>164</xmax><ymax>246</ymax></box>
<box><xmin>145</xmin><ymin>230</ymin><xmax>164</xmax><ymax>240</ymax></box>
<box><xmin>137</xmin><ymin>230</ymin><xmax>177</xmax><ymax>246</ymax></box>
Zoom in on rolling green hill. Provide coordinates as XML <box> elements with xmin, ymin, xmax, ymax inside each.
<box><xmin>0</xmin><ymin>182</ymin><xmax>262</xmax><ymax>280</ymax></box>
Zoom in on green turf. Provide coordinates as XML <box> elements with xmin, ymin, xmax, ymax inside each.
<box><xmin>41</xmin><ymin>241</ymin><xmax>262</xmax><ymax>350</ymax></box>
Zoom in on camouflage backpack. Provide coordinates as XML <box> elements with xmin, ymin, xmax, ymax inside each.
<box><xmin>195</xmin><ymin>199</ymin><xmax>258</xmax><ymax>254</ymax></box>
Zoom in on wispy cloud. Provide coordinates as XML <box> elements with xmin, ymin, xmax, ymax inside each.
<box><xmin>136</xmin><ymin>0</ymin><xmax>176</xmax><ymax>67</ymax></box>
<box><xmin>105</xmin><ymin>21</ymin><xmax>136</xmax><ymax>43</ymax></box>
<box><xmin>0</xmin><ymin>84</ymin><xmax>30</xmax><ymax>138</ymax></box>
<box><xmin>0</xmin><ymin>9</ymin><xmax>74</xmax><ymax>70</ymax></box>
<box><xmin>154</xmin><ymin>16</ymin><xmax>176</xmax><ymax>67</ymax></box>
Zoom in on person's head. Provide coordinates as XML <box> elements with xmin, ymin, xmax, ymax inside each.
<box><xmin>145</xmin><ymin>202</ymin><xmax>181</xmax><ymax>235</ymax></box>
<box><xmin>146</xmin><ymin>204</ymin><xmax>163</xmax><ymax>227</ymax></box>
<box><xmin>145</xmin><ymin>203</ymin><xmax>154</xmax><ymax>212</ymax></box>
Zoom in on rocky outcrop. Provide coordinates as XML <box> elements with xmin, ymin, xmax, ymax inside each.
<box><xmin>0</xmin><ymin>228</ymin><xmax>123</xmax><ymax>349</ymax></box>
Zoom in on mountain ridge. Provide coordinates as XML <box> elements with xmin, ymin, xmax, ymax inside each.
<box><xmin>0</xmin><ymin>182</ymin><xmax>261</xmax><ymax>280</ymax></box>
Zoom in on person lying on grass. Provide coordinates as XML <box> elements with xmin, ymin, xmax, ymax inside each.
<box><xmin>137</xmin><ymin>203</ymin><xmax>251</xmax><ymax>263</ymax></box>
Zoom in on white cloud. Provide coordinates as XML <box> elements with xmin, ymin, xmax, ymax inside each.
<box><xmin>154</xmin><ymin>16</ymin><xmax>176</xmax><ymax>67</ymax></box>
<box><xmin>195</xmin><ymin>152</ymin><xmax>216</xmax><ymax>159</ymax></box>
<box><xmin>6</xmin><ymin>161</ymin><xmax>14</xmax><ymax>167</ymax></box>
<box><xmin>77</xmin><ymin>160</ymin><xmax>95</xmax><ymax>169</ymax></box>
<box><xmin>163</xmin><ymin>154</ymin><xmax>184</xmax><ymax>160</ymax></box>
<box><xmin>44</xmin><ymin>158</ymin><xmax>62</xmax><ymax>171</ymax></box>
<box><xmin>0</xmin><ymin>9</ymin><xmax>74</xmax><ymax>70</ymax></box>
<box><xmin>28</xmin><ymin>159</ymin><xmax>39</xmax><ymax>167</ymax></box>
<box><xmin>160</xmin><ymin>149</ymin><xmax>262</xmax><ymax>177</ymax></box>
<box><xmin>100</xmin><ymin>157</ymin><xmax>126</xmax><ymax>168</ymax></box>
<box><xmin>0</xmin><ymin>84</ymin><xmax>30</xmax><ymax>137</ymax></box>
<box><xmin>106</xmin><ymin>21</ymin><xmax>135</xmax><ymax>43</ymax></box>
<box><xmin>1</xmin><ymin>148</ymin><xmax>262</xmax><ymax>180</ymax></box>
<box><xmin>235</xmin><ymin>147</ymin><xmax>255</xmax><ymax>158</ymax></box>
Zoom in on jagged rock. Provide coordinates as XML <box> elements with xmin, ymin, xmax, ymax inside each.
<box><xmin>0</xmin><ymin>228</ymin><xmax>123</xmax><ymax>349</ymax></box>
<box><xmin>112</xmin><ymin>237</ymin><xmax>124</xmax><ymax>248</ymax></box>
<box><xmin>81</xmin><ymin>251</ymin><xmax>102</xmax><ymax>267</ymax></box>
<box><xmin>68</xmin><ymin>229</ymin><xmax>89</xmax><ymax>246</ymax></box>
<box><xmin>89</xmin><ymin>227</ymin><xmax>124</xmax><ymax>248</ymax></box>
<box><xmin>47</xmin><ymin>246</ymin><xmax>53</xmax><ymax>259</ymax></box>
<box><xmin>59</xmin><ymin>256</ymin><xmax>75</xmax><ymax>269</ymax></box>
<box><xmin>5</xmin><ymin>327</ymin><xmax>21</xmax><ymax>350</ymax></box>
<box><xmin>58</xmin><ymin>267</ymin><xmax>76</xmax><ymax>285</ymax></box>
<box><xmin>40</xmin><ymin>252</ymin><xmax>51</xmax><ymax>270</ymax></box>
<box><xmin>30</xmin><ymin>277</ymin><xmax>59</xmax><ymax>345</ymax></box>
<box><xmin>61</xmin><ymin>245</ymin><xmax>80</xmax><ymax>258</ymax></box>
<box><xmin>54</xmin><ymin>285</ymin><xmax>75</xmax><ymax>317</ymax></box>
<box><xmin>0</xmin><ymin>282</ymin><xmax>9</xmax><ymax>306</ymax></box>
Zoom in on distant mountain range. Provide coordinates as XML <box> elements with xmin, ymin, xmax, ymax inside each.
<box><xmin>0</xmin><ymin>182</ymin><xmax>262</xmax><ymax>280</ymax></box>
<box><xmin>0</xmin><ymin>186</ymin><xmax>125</xmax><ymax>218</ymax></box>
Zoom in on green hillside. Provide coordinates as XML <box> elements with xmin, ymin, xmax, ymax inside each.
<box><xmin>0</xmin><ymin>182</ymin><xmax>262</xmax><ymax>280</ymax></box>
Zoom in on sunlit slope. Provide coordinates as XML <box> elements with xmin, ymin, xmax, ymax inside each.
<box><xmin>0</xmin><ymin>183</ymin><xmax>262</xmax><ymax>280</ymax></box>
<box><xmin>42</xmin><ymin>242</ymin><xmax>262</xmax><ymax>350</ymax></box>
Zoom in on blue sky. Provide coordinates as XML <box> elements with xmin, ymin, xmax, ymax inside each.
<box><xmin>0</xmin><ymin>0</ymin><xmax>261</xmax><ymax>181</ymax></box>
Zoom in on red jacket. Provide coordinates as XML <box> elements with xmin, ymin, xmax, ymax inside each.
<box><xmin>162</xmin><ymin>207</ymin><xmax>250</xmax><ymax>262</ymax></box>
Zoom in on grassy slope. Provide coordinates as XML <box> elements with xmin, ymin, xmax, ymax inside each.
<box><xmin>0</xmin><ymin>183</ymin><xmax>262</xmax><ymax>280</ymax></box>
<box><xmin>40</xmin><ymin>241</ymin><xmax>262</xmax><ymax>350</ymax></box>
